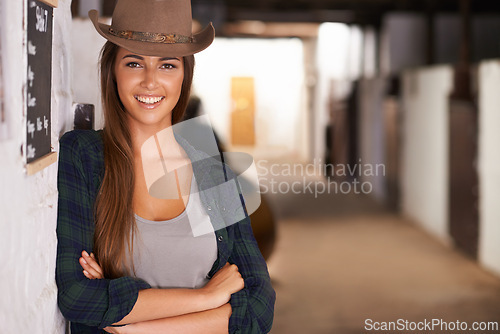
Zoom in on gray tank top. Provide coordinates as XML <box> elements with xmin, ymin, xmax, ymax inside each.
<box><xmin>131</xmin><ymin>176</ymin><xmax>218</xmax><ymax>289</ymax></box>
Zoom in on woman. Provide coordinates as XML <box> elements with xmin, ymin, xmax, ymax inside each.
<box><xmin>55</xmin><ymin>1</ymin><xmax>275</xmax><ymax>333</ymax></box>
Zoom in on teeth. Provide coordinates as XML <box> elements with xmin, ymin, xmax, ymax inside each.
<box><xmin>135</xmin><ymin>96</ymin><xmax>164</xmax><ymax>104</ymax></box>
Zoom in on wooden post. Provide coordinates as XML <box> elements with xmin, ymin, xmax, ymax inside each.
<box><xmin>448</xmin><ymin>0</ymin><xmax>479</xmax><ymax>258</ymax></box>
<box><xmin>425</xmin><ymin>0</ymin><xmax>435</xmax><ymax>65</ymax></box>
<box><xmin>450</xmin><ymin>0</ymin><xmax>472</xmax><ymax>100</ymax></box>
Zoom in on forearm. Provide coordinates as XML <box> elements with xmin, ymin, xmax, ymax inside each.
<box><xmin>77</xmin><ymin>252</ymin><xmax>241</xmax><ymax>328</ymax></box>
<box><xmin>119</xmin><ymin>303</ymin><xmax>231</xmax><ymax>334</ymax></box>
<box><xmin>114</xmin><ymin>288</ymin><xmax>214</xmax><ymax>325</ymax></box>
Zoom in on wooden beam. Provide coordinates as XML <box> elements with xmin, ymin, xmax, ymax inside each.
<box><xmin>26</xmin><ymin>152</ymin><xmax>57</xmax><ymax>176</ymax></box>
<box><xmin>425</xmin><ymin>0</ymin><xmax>435</xmax><ymax>65</ymax></box>
<box><xmin>228</xmin><ymin>9</ymin><xmax>355</xmax><ymax>24</ymax></box>
<box><xmin>450</xmin><ymin>0</ymin><xmax>472</xmax><ymax>100</ymax></box>
<box><xmin>38</xmin><ymin>0</ymin><xmax>58</xmax><ymax>8</ymax></box>
<box><xmin>222</xmin><ymin>21</ymin><xmax>319</xmax><ymax>38</ymax></box>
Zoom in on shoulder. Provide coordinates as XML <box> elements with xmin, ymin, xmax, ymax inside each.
<box><xmin>60</xmin><ymin>129</ymin><xmax>103</xmax><ymax>151</ymax></box>
<box><xmin>58</xmin><ymin>130</ymin><xmax>104</xmax><ymax>175</ymax></box>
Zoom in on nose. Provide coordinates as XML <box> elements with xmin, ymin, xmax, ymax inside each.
<box><xmin>141</xmin><ymin>67</ymin><xmax>158</xmax><ymax>90</ymax></box>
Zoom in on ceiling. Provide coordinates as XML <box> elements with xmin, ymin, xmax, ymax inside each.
<box><xmin>192</xmin><ymin>0</ymin><xmax>500</xmax><ymax>25</ymax></box>
<box><xmin>81</xmin><ymin>0</ymin><xmax>500</xmax><ymax>37</ymax></box>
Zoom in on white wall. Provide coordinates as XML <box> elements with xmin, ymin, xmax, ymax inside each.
<box><xmin>358</xmin><ymin>78</ymin><xmax>387</xmax><ymax>202</ymax></box>
<box><xmin>78</xmin><ymin>0</ymin><xmax>101</xmax><ymax>16</ymax></box>
<box><xmin>478</xmin><ymin>60</ymin><xmax>500</xmax><ymax>276</ymax></box>
<box><xmin>71</xmin><ymin>18</ymin><xmax>107</xmax><ymax>129</ymax></box>
<box><xmin>401</xmin><ymin>65</ymin><xmax>453</xmax><ymax>242</ymax></box>
<box><xmin>0</xmin><ymin>0</ymin><xmax>72</xmax><ymax>333</ymax></box>
<box><xmin>193</xmin><ymin>38</ymin><xmax>305</xmax><ymax>159</ymax></box>
<box><xmin>314</xmin><ymin>23</ymin><xmax>362</xmax><ymax>163</ymax></box>
<box><xmin>362</xmin><ymin>26</ymin><xmax>377</xmax><ymax>78</ymax></box>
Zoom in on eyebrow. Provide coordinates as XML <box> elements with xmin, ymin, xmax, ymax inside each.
<box><xmin>122</xmin><ymin>54</ymin><xmax>181</xmax><ymax>61</ymax></box>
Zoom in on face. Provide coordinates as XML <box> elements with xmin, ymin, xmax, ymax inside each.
<box><xmin>114</xmin><ymin>47</ymin><xmax>184</xmax><ymax>132</ymax></box>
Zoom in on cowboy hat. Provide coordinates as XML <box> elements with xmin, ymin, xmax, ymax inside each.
<box><xmin>89</xmin><ymin>0</ymin><xmax>215</xmax><ymax>57</ymax></box>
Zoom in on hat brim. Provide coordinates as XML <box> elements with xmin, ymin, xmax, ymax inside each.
<box><xmin>89</xmin><ymin>10</ymin><xmax>214</xmax><ymax>57</ymax></box>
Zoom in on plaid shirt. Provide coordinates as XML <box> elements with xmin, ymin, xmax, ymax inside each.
<box><xmin>56</xmin><ymin>130</ymin><xmax>275</xmax><ymax>333</ymax></box>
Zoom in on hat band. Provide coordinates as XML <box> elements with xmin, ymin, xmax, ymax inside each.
<box><xmin>109</xmin><ymin>28</ymin><xmax>194</xmax><ymax>44</ymax></box>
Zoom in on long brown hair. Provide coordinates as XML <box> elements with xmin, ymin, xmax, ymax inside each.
<box><xmin>94</xmin><ymin>41</ymin><xmax>195</xmax><ymax>278</ymax></box>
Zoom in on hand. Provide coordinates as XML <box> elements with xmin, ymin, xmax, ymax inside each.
<box><xmin>79</xmin><ymin>250</ymin><xmax>104</xmax><ymax>279</ymax></box>
<box><xmin>202</xmin><ymin>263</ymin><xmax>244</xmax><ymax>309</ymax></box>
<box><xmin>103</xmin><ymin>325</ymin><xmax>129</xmax><ymax>334</ymax></box>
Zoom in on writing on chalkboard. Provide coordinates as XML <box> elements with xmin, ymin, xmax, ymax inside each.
<box><xmin>36</xmin><ymin>6</ymin><xmax>49</xmax><ymax>32</ymax></box>
<box><xmin>27</xmin><ymin>93</ymin><xmax>36</xmax><ymax>107</ymax></box>
<box><xmin>26</xmin><ymin>0</ymin><xmax>53</xmax><ymax>163</ymax></box>
<box><xmin>28</xmin><ymin>67</ymin><xmax>34</xmax><ymax>87</ymax></box>
<box><xmin>27</xmin><ymin>144</ymin><xmax>36</xmax><ymax>160</ymax></box>
<box><xmin>28</xmin><ymin>41</ymin><xmax>37</xmax><ymax>55</ymax></box>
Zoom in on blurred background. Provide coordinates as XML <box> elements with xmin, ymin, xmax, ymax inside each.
<box><xmin>2</xmin><ymin>0</ymin><xmax>500</xmax><ymax>332</ymax></box>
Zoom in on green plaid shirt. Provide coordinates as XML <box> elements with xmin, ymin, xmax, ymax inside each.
<box><xmin>56</xmin><ymin>130</ymin><xmax>275</xmax><ymax>333</ymax></box>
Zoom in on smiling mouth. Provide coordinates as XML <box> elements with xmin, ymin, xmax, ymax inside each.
<box><xmin>135</xmin><ymin>95</ymin><xmax>165</xmax><ymax>105</ymax></box>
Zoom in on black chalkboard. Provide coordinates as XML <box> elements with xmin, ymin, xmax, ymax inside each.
<box><xmin>26</xmin><ymin>0</ymin><xmax>53</xmax><ymax>163</ymax></box>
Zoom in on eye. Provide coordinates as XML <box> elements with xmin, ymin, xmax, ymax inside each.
<box><xmin>161</xmin><ymin>63</ymin><xmax>176</xmax><ymax>70</ymax></box>
<box><xmin>126</xmin><ymin>62</ymin><xmax>141</xmax><ymax>68</ymax></box>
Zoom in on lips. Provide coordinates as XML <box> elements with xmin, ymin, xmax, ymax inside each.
<box><xmin>134</xmin><ymin>95</ymin><xmax>165</xmax><ymax>105</ymax></box>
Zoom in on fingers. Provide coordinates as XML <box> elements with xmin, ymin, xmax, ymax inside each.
<box><xmin>223</xmin><ymin>263</ymin><xmax>241</xmax><ymax>278</ymax></box>
<box><xmin>79</xmin><ymin>259</ymin><xmax>102</xmax><ymax>279</ymax></box>
<box><xmin>231</xmin><ymin>264</ymin><xmax>244</xmax><ymax>291</ymax></box>
<box><xmin>79</xmin><ymin>250</ymin><xmax>104</xmax><ymax>279</ymax></box>
<box><xmin>216</xmin><ymin>263</ymin><xmax>244</xmax><ymax>291</ymax></box>
<box><xmin>103</xmin><ymin>325</ymin><xmax>129</xmax><ymax>334</ymax></box>
<box><xmin>85</xmin><ymin>251</ymin><xmax>104</xmax><ymax>276</ymax></box>
<box><xmin>202</xmin><ymin>262</ymin><xmax>246</xmax><ymax>308</ymax></box>
<box><xmin>221</xmin><ymin>262</ymin><xmax>238</xmax><ymax>272</ymax></box>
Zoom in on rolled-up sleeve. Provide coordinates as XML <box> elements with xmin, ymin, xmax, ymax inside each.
<box><xmin>56</xmin><ymin>130</ymin><xmax>151</xmax><ymax>329</ymax></box>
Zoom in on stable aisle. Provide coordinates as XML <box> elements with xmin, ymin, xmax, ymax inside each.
<box><xmin>265</xmin><ymin>185</ymin><xmax>500</xmax><ymax>334</ymax></box>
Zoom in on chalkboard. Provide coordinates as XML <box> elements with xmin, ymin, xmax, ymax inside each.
<box><xmin>26</xmin><ymin>0</ymin><xmax>53</xmax><ymax>163</ymax></box>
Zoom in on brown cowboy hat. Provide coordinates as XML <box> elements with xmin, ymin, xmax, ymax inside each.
<box><xmin>89</xmin><ymin>0</ymin><xmax>215</xmax><ymax>57</ymax></box>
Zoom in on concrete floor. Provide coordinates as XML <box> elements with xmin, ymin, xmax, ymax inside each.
<box><xmin>262</xmin><ymin>169</ymin><xmax>500</xmax><ymax>334</ymax></box>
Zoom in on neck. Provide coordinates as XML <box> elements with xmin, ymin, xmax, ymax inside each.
<box><xmin>130</xmin><ymin>122</ymin><xmax>187</xmax><ymax>163</ymax></box>
<box><xmin>129</xmin><ymin>121</ymin><xmax>174</xmax><ymax>154</ymax></box>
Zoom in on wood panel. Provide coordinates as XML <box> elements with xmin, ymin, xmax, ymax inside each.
<box><xmin>383</xmin><ymin>96</ymin><xmax>400</xmax><ymax>211</ymax></box>
<box><xmin>448</xmin><ymin>99</ymin><xmax>478</xmax><ymax>258</ymax></box>
<box><xmin>230</xmin><ymin>77</ymin><xmax>255</xmax><ymax>146</ymax></box>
